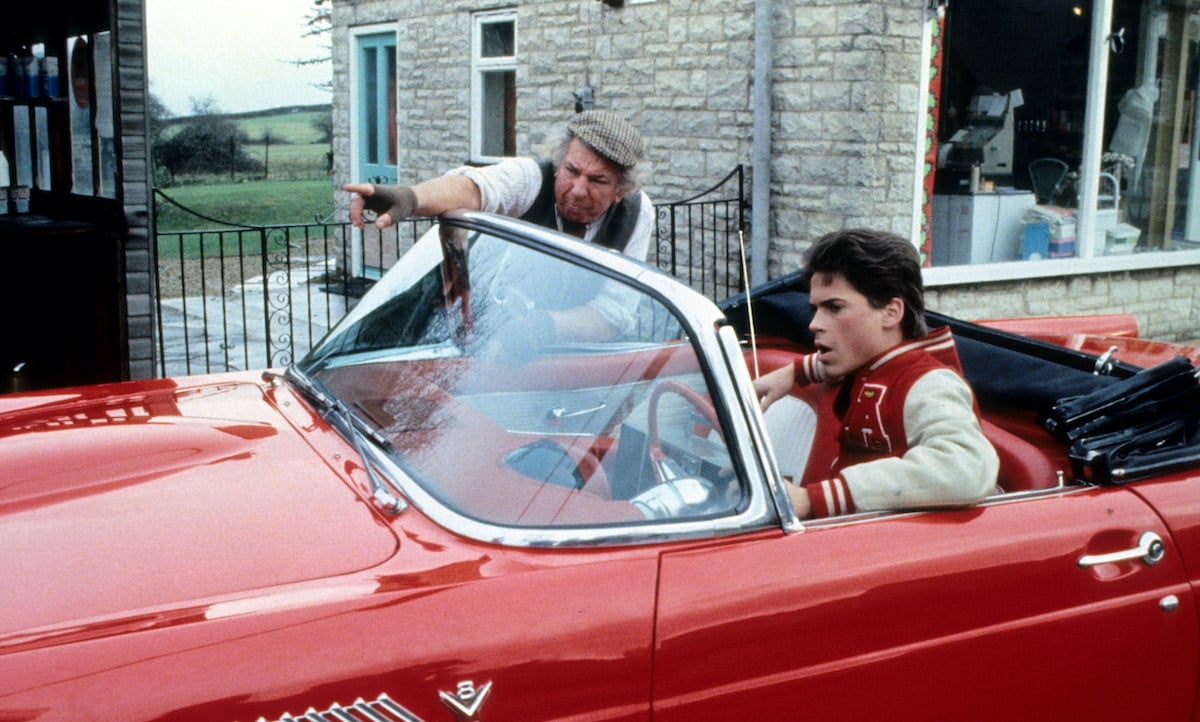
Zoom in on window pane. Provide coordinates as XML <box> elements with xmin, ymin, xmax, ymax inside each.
<box><xmin>69</xmin><ymin>35</ymin><xmax>94</xmax><ymax>195</ymax></box>
<box><xmin>35</xmin><ymin>106</ymin><xmax>51</xmax><ymax>191</ymax></box>
<box><xmin>386</xmin><ymin>45</ymin><xmax>397</xmax><ymax>165</ymax></box>
<box><xmin>481</xmin><ymin>20</ymin><xmax>514</xmax><ymax>58</ymax></box>
<box><xmin>1110</xmin><ymin>0</ymin><xmax>1200</xmax><ymax>252</ymax></box>
<box><xmin>363</xmin><ymin>47</ymin><xmax>378</xmax><ymax>163</ymax></box>
<box><xmin>480</xmin><ymin>70</ymin><xmax>516</xmax><ymax>157</ymax></box>
<box><xmin>12</xmin><ymin>107</ymin><xmax>33</xmax><ymax>187</ymax></box>
<box><xmin>93</xmin><ymin>32</ymin><xmax>116</xmax><ymax>198</ymax></box>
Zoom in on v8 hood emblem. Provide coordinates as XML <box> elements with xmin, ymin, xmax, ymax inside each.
<box><xmin>255</xmin><ymin>681</ymin><xmax>493</xmax><ymax>722</ymax></box>
<box><xmin>440</xmin><ymin>680</ymin><xmax>492</xmax><ymax>721</ymax></box>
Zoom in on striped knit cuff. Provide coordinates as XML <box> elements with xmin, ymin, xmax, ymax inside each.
<box><xmin>793</xmin><ymin>353</ymin><xmax>827</xmax><ymax>385</ymax></box>
<box><xmin>807</xmin><ymin>476</ymin><xmax>855</xmax><ymax>517</ymax></box>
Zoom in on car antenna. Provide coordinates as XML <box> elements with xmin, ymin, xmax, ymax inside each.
<box><xmin>737</xmin><ymin>228</ymin><xmax>760</xmax><ymax>378</ymax></box>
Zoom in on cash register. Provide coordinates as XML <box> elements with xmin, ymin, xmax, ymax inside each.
<box><xmin>932</xmin><ymin>90</ymin><xmax>1036</xmax><ymax>265</ymax></box>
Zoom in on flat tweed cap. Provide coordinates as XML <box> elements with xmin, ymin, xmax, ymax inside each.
<box><xmin>567</xmin><ymin>110</ymin><xmax>644</xmax><ymax>168</ymax></box>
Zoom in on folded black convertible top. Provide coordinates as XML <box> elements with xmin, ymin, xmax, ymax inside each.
<box><xmin>718</xmin><ymin>270</ymin><xmax>1140</xmax><ymax>414</ymax></box>
<box><xmin>720</xmin><ymin>273</ymin><xmax>1200</xmax><ymax>484</ymax></box>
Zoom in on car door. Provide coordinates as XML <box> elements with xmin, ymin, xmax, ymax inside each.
<box><xmin>653</xmin><ymin>487</ymin><xmax>1198</xmax><ymax>721</ymax></box>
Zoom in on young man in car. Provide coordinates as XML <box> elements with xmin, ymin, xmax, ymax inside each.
<box><xmin>343</xmin><ymin>109</ymin><xmax>652</xmax><ymax>341</ymax></box>
<box><xmin>753</xmin><ymin>228</ymin><xmax>998</xmax><ymax>519</ymax></box>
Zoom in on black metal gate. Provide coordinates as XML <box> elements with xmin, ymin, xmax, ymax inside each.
<box><xmin>652</xmin><ymin>165</ymin><xmax>748</xmax><ymax>301</ymax></box>
<box><xmin>153</xmin><ymin>166</ymin><xmax>747</xmax><ymax>376</ymax></box>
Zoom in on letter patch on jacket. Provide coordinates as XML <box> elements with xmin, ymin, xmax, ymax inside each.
<box><xmin>847</xmin><ymin>383</ymin><xmax>893</xmax><ymax>454</ymax></box>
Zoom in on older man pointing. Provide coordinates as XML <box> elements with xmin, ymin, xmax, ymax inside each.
<box><xmin>344</xmin><ymin>110</ymin><xmax>653</xmax><ymax>262</ymax></box>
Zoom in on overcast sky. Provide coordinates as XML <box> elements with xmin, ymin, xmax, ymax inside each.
<box><xmin>145</xmin><ymin>0</ymin><xmax>331</xmax><ymax>116</ymax></box>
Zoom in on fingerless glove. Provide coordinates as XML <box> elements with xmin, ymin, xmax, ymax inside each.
<box><xmin>362</xmin><ymin>185</ymin><xmax>418</xmax><ymax>220</ymax></box>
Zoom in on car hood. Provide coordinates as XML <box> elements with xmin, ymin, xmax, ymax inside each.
<box><xmin>0</xmin><ymin>378</ymin><xmax>398</xmax><ymax>643</ymax></box>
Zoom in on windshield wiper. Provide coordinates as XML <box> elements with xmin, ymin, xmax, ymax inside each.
<box><xmin>268</xmin><ymin>368</ymin><xmax>408</xmax><ymax>515</ymax></box>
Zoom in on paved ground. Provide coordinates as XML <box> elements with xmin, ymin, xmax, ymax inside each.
<box><xmin>157</xmin><ymin>255</ymin><xmax>349</xmax><ymax>377</ymax></box>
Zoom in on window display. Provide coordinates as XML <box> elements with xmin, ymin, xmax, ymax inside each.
<box><xmin>932</xmin><ymin>0</ymin><xmax>1200</xmax><ymax>266</ymax></box>
<box><xmin>0</xmin><ymin>34</ymin><xmax>115</xmax><ymax>202</ymax></box>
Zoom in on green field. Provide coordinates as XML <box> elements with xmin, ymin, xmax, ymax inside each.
<box><xmin>233</xmin><ymin>108</ymin><xmax>329</xmax><ymax>146</ymax></box>
<box><xmin>155</xmin><ymin>178</ymin><xmax>339</xmax><ymax>259</ymax></box>
<box><xmin>154</xmin><ymin>105</ymin><xmax>338</xmax><ymax>258</ymax></box>
<box><xmin>158</xmin><ymin>105</ymin><xmax>331</xmax><ymax>184</ymax></box>
<box><xmin>155</xmin><ymin>179</ymin><xmax>337</xmax><ymax>231</ymax></box>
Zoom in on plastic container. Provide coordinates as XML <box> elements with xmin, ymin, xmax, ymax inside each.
<box><xmin>20</xmin><ymin>56</ymin><xmax>39</xmax><ymax>97</ymax></box>
<box><xmin>1104</xmin><ymin>223</ymin><xmax>1140</xmax><ymax>255</ymax></box>
<box><xmin>41</xmin><ymin>57</ymin><xmax>59</xmax><ymax>97</ymax></box>
<box><xmin>1022</xmin><ymin>221</ymin><xmax>1049</xmax><ymax>260</ymax></box>
<box><xmin>1022</xmin><ymin>206</ymin><xmax>1076</xmax><ymax>259</ymax></box>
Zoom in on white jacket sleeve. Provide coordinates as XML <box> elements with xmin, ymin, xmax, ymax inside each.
<box><xmin>840</xmin><ymin>369</ymin><xmax>998</xmax><ymax>512</ymax></box>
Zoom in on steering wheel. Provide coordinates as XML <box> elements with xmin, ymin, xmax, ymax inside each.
<box><xmin>481</xmin><ymin>283</ymin><xmax>552</xmax><ymax>363</ymax></box>
<box><xmin>645</xmin><ymin>380</ymin><xmax>722</xmax><ymax>483</ymax></box>
<box><xmin>490</xmin><ymin>282</ymin><xmax>537</xmax><ymax>315</ymax></box>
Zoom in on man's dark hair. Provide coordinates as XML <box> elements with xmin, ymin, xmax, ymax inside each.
<box><xmin>803</xmin><ymin>228</ymin><xmax>928</xmax><ymax>339</ymax></box>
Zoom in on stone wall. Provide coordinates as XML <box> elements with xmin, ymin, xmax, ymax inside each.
<box><xmin>769</xmin><ymin>1</ymin><xmax>927</xmax><ymax>274</ymax></box>
<box><xmin>928</xmin><ymin>266</ymin><xmax>1200</xmax><ymax>342</ymax></box>
<box><xmin>331</xmin><ymin>0</ymin><xmax>928</xmax><ymax>276</ymax></box>
<box><xmin>116</xmin><ymin>0</ymin><xmax>156</xmax><ymax>380</ymax></box>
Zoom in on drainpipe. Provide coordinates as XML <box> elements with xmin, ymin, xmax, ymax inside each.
<box><xmin>750</xmin><ymin>0</ymin><xmax>774</xmax><ymax>287</ymax></box>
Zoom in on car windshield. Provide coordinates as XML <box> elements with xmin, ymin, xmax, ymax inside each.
<box><xmin>297</xmin><ymin>218</ymin><xmax>745</xmax><ymax>532</ymax></box>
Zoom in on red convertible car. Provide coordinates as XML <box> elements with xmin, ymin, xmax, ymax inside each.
<box><xmin>3</xmin><ymin>211</ymin><xmax>1200</xmax><ymax>721</ymax></box>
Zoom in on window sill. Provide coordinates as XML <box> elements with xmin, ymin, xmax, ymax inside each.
<box><xmin>923</xmin><ymin>247</ymin><xmax>1200</xmax><ymax>288</ymax></box>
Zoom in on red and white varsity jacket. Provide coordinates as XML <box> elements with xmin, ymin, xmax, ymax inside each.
<box><xmin>792</xmin><ymin>327</ymin><xmax>999</xmax><ymax>517</ymax></box>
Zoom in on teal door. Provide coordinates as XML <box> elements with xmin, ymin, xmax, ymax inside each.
<box><xmin>357</xmin><ymin>33</ymin><xmax>397</xmax><ymax>184</ymax></box>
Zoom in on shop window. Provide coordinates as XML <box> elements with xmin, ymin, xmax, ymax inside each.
<box><xmin>1</xmin><ymin>34</ymin><xmax>114</xmax><ymax>202</ymax></box>
<box><xmin>471</xmin><ymin>10</ymin><xmax>517</xmax><ymax>162</ymax></box>
<box><xmin>931</xmin><ymin>0</ymin><xmax>1200</xmax><ymax>267</ymax></box>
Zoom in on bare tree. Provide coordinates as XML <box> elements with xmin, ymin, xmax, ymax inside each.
<box><xmin>293</xmin><ymin>0</ymin><xmax>332</xmax><ymax>93</ymax></box>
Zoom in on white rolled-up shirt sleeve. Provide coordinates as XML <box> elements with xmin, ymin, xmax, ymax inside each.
<box><xmin>446</xmin><ymin>158</ymin><xmax>543</xmax><ymax>217</ymax></box>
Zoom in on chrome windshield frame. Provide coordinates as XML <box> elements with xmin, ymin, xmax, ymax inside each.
<box><xmin>303</xmin><ymin>210</ymin><xmax>784</xmax><ymax>548</ymax></box>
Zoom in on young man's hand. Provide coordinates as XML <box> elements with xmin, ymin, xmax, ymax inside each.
<box><xmin>786</xmin><ymin>481</ymin><xmax>812</xmax><ymax>518</ymax></box>
<box><xmin>753</xmin><ymin>364</ymin><xmax>795</xmax><ymax>412</ymax></box>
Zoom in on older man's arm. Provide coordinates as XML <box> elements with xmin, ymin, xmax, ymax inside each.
<box><xmin>345</xmin><ymin>175</ymin><xmax>483</xmax><ymax>229</ymax></box>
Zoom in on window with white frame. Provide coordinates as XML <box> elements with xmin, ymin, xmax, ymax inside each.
<box><xmin>471</xmin><ymin>10</ymin><xmax>517</xmax><ymax>162</ymax></box>
<box><xmin>927</xmin><ymin>0</ymin><xmax>1200</xmax><ymax>275</ymax></box>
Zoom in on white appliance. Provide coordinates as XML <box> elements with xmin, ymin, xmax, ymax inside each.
<box><xmin>932</xmin><ymin>190</ymin><xmax>1036</xmax><ymax>265</ymax></box>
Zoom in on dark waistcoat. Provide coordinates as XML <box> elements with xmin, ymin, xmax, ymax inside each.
<box><xmin>519</xmin><ymin>160</ymin><xmax>642</xmax><ymax>252</ymax></box>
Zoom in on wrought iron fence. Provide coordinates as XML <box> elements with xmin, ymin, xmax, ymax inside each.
<box><xmin>153</xmin><ymin>166</ymin><xmax>747</xmax><ymax>377</ymax></box>
<box><xmin>653</xmin><ymin>165</ymin><xmax>747</xmax><ymax>301</ymax></box>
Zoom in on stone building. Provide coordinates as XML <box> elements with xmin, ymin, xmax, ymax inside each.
<box><xmin>329</xmin><ymin>0</ymin><xmax>1200</xmax><ymax>340</ymax></box>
